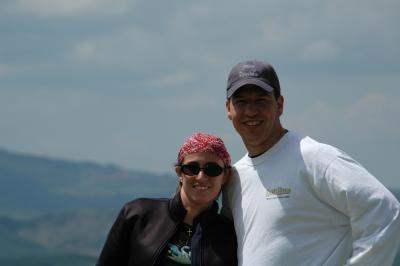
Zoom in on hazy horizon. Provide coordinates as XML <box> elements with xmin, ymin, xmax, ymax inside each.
<box><xmin>1</xmin><ymin>0</ymin><xmax>399</xmax><ymax>189</ymax></box>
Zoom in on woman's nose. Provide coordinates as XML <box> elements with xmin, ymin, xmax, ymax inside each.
<box><xmin>195</xmin><ymin>169</ymin><xmax>208</xmax><ymax>180</ymax></box>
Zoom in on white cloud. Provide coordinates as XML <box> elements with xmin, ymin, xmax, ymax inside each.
<box><xmin>146</xmin><ymin>72</ymin><xmax>194</xmax><ymax>88</ymax></box>
<box><xmin>69</xmin><ymin>26</ymin><xmax>163</xmax><ymax>69</ymax></box>
<box><xmin>261</xmin><ymin>18</ymin><xmax>291</xmax><ymax>48</ymax></box>
<box><xmin>257</xmin><ymin>0</ymin><xmax>399</xmax><ymax>62</ymax></box>
<box><xmin>0</xmin><ymin>64</ymin><xmax>9</xmax><ymax>77</ymax></box>
<box><xmin>0</xmin><ymin>63</ymin><xmax>36</xmax><ymax>78</ymax></box>
<box><xmin>344</xmin><ymin>93</ymin><xmax>398</xmax><ymax>136</ymax></box>
<box><xmin>288</xmin><ymin>92</ymin><xmax>399</xmax><ymax>142</ymax></box>
<box><xmin>158</xmin><ymin>92</ymin><xmax>219</xmax><ymax>112</ymax></box>
<box><xmin>300</xmin><ymin>40</ymin><xmax>339</xmax><ymax>61</ymax></box>
<box><xmin>8</xmin><ymin>0</ymin><xmax>132</xmax><ymax>17</ymax></box>
<box><xmin>74</xmin><ymin>40</ymin><xmax>97</xmax><ymax>61</ymax></box>
<box><xmin>260</xmin><ymin>14</ymin><xmax>310</xmax><ymax>50</ymax></box>
<box><xmin>189</xmin><ymin>4</ymin><xmax>210</xmax><ymax>18</ymax></box>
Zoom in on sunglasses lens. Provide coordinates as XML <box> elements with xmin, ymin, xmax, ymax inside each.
<box><xmin>180</xmin><ymin>162</ymin><xmax>224</xmax><ymax>177</ymax></box>
<box><xmin>203</xmin><ymin>163</ymin><xmax>223</xmax><ymax>177</ymax></box>
<box><xmin>181</xmin><ymin>164</ymin><xmax>200</xmax><ymax>176</ymax></box>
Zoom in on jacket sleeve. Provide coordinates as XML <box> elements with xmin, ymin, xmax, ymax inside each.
<box><xmin>318</xmin><ymin>155</ymin><xmax>400</xmax><ymax>266</ymax></box>
<box><xmin>96</xmin><ymin>206</ymin><xmax>132</xmax><ymax>266</ymax></box>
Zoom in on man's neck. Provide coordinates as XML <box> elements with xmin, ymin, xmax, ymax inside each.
<box><xmin>248</xmin><ymin>128</ymin><xmax>288</xmax><ymax>158</ymax></box>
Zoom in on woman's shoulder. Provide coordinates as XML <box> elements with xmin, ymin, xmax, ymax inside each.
<box><xmin>125</xmin><ymin>197</ymin><xmax>169</xmax><ymax>206</ymax></box>
<box><xmin>120</xmin><ymin>197</ymin><xmax>170</xmax><ymax>218</ymax></box>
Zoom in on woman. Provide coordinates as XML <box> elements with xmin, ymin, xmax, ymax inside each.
<box><xmin>96</xmin><ymin>133</ymin><xmax>237</xmax><ymax>266</ymax></box>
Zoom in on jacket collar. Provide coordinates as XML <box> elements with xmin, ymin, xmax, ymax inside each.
<box><xmin>169</xmin><ymin>191</ymin><xmax>187</xmax><ymax>221</ymax></box>
<box><xmin>169</xmin><ymin>191</ymin><xmax>219</xmax><ymax>227</ymax></box>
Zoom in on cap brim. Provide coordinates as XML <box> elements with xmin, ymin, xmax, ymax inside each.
<box><xmin>227</xmin><ymin>78</ymin><xmax>274</xmax><ymax>98</ymax></box>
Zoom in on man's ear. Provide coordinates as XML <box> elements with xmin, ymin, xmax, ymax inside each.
<box><xmin>226</xmin><ymin>99</ymin><xmax>233</xmax><ymax>120</ymax></box>
<box><xmin>277</xmin><ymin>95</ymin><xmax>284</xmax><ymax>116</ymax></box>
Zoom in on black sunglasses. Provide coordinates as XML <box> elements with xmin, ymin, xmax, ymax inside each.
<box><xmin>179</xmin><ymin>162</ymin><xmax>228</xmax><ymax>177</ymax></box>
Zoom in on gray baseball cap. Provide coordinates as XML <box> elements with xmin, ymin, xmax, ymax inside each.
<box><xmin>226</xmin><ymin>60</ymin><xmax>281</xmax><ymax>98</ymax></box>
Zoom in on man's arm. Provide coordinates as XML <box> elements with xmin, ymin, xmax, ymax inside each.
<box><xmin>319</xmin><ymin>155</ymin><xmax>400</xmax><ymax>266</ymax></box>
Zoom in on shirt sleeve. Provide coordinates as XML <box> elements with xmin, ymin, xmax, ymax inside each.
<box><xmin>221</xmin><ymin>166</ymin><xmax>241</xmax><ymax>220</ymax></box>
<box><xmin>318</xmin><ymin>155</ymin><xmax>400</xmax><ymax>266</ymax></box>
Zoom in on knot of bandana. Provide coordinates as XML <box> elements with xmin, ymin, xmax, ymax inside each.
<box><xmin>177</xmin><ymin>133</ymin><xmax>231</xmax><ymax>167</ymax></box>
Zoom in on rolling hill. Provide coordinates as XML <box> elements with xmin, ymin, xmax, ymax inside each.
<box><xmin>0</xmin><ymin>148</ymin><xmax>399</xmax><ymax>265</ymax></box>
<box><xmin>0</xmin><ymin>148</ymin><xmax>177</xmax><ymax>216</ymax></box>
<box><xmin>0</xmin><ymin>148</ymin><xmax>177</xmax><ymax>264</ymax></box>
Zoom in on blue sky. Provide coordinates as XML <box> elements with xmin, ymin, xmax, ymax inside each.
<box><xmin>0</xmin><ymin>0</ymin><xmax>399</xmax><ymax>189</ymax></box>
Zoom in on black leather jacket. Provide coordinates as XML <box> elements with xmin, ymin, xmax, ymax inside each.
<box><xmin>96</xmin><ymin>192</ymin><xmax>237</xmax><ymax>266</ymax></box>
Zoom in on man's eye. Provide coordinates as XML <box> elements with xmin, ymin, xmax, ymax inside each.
<box><xmin>256</xmin><ymin>99</ymin><xmax>268</xmax><ymax>104</ymax></box>
<box><xmin>233</xmin><ymin>99</ymin><xmax>245</xmax><ymax>104</ymax></box>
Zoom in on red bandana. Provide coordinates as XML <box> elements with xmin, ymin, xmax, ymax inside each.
<box><xmin>177</xmin><ymin>133</ymin><xmax>231</xmax><ymax>166</ymax></box>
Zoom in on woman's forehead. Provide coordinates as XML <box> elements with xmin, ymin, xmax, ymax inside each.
<box><xmin>182</xmin><ymin>152</ymin><xmax>224</xmax><ymax>164</ymax></box>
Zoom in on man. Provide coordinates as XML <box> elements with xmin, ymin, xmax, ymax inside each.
<box><xmin>222</xmin><ymin>59</ymin><xmax>400</xmax><ymax>266</ymax></box>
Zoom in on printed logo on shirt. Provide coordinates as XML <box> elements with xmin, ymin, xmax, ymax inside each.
<box><xmin>167</xmin><ymin>243</ymin><xmax>191</xmax><ymax>264</ymax></box>
<box><xmin>265</xmin><ymin>187</ymin><xmax>291</xmax><ymax>200</ymax></box>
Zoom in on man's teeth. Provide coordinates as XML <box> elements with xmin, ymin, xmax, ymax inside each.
<box><xmin>245</xmin><ymin>121</ymin><xmax>260</xmax><ymax>126</ymax></box>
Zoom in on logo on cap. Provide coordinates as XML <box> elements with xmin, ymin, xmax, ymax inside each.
<box><xmin>238</xmin><ymin>64</ymin><xmax>260</xmax><ymax>79</ymax></box>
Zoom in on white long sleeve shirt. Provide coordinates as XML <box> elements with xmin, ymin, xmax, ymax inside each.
<box><xmin>222</xmin><ymin>131</ymin><xmax>400</xmax><ymax>266</ymax></box>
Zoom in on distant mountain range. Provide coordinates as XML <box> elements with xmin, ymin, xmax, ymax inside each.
<box><xmin>0</xmin><ymin>148</ymin><xmax>399</xmax><ymax>266</ymax></box>
<box><xmin>0</xmin><ymin>148</ymin><xmax>177</xmax><ymax>265</ymax></box>
<box><xmin>0</xmin><ymin>148</ymin><xmax>177</xmax><ymax>216</ymax></box>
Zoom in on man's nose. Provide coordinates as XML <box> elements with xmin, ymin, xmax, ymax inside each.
<box><xmin>244</xmin><ymin>101</ymin><xmax>259</xmax><ymax>116</ymax></box>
